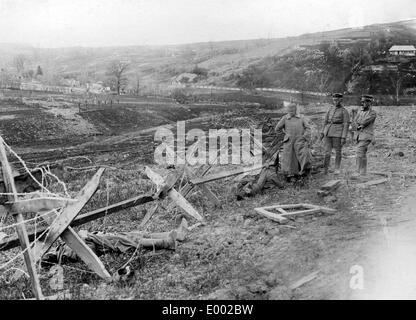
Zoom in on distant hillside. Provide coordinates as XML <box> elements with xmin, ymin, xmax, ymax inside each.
<box><xmin>1</xmin><ymin>19</ymin><xmax>416</xmax><ymax>92</ymax></box>
<box><xmin>227</xmin><ymin>19</ymin><xmax>416</xmax><ymax>98</ymax></box>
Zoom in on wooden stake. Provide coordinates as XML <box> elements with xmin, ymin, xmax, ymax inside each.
<box><xmin>145</xmin><ymin>167</ymin><xmax>204</xmax><ymax>222</ymax></box>
<box><xmin>32</xmin><ymin>168</ymin><xmax>105</xmax><ymax>260</ymax></box>
<box><xmin>0</xmin><ymin>137</ymin><xmax>44</xmax><ymax>300</ymax></box>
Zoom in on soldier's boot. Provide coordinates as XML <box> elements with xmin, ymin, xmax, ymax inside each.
<box><xmin>360</xmin><ymin>158</ymin><xmax>367</xmax><ymax>176</ymax></box>
<box><xmin>323</xmin><ymin>155</ymin><xmax>331</xmax><ymax>174</ymax></box>
<box><xmin>356</xmin><ymin>156</ymin><xmax>362</xmax><ymax>173</ymax></box>
<box><xmin>350</xmin><ymin>156</ymin><xmax>362</xmax><ymax>179</ymax></box>
<box><xmin>334</xmin><ymin>154</ymin><xmax>342</xmax><ymax>175</ymax></box>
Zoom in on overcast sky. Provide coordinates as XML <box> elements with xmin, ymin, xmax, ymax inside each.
<box><xmin>0</xmin><ymin>0</ymin><xmax>415</xmax><ymax>48</ymax></box>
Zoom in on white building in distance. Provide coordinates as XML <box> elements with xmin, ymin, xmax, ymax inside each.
<box><xmin>389</xmin><ymin>45</ymin><xmax>416</xmax><ymax>56</ymax></box>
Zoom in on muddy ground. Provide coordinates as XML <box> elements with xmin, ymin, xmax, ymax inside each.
<box><xmin>1</xmin><ymin>94</ymin><xmax>416</xmax><ymax>300</ymax></box>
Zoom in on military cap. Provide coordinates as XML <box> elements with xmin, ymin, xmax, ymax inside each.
<box><xmin>332</xmin><ymin>93</ymin><xmax>343</xmax><ymax>98</ymax></box>
<box><xmin>361</xmin><ymin>94</ymin><xmax>374</xmax><ymax>102</ymax></box>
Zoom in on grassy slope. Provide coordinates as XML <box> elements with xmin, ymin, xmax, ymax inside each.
<box><xmin>2</xmin><ymin>19</ymin><xmax>416</xmax><ymax>88</ymax></box>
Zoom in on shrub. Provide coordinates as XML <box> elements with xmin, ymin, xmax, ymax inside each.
<box><xmin>171</xmin><ymin>88</ymin><xmax>189</xmax><ymax>104</ymax></box>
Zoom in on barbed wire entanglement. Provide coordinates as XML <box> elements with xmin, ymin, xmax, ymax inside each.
<box><xmin>0</xmin><ymin>138</ymin><xmax>73</xmax><ymax>280</ymax></box>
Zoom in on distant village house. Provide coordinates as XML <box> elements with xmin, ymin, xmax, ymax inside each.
<box><xmin>389</xmin><ymin>45</ymin><xmax>416</xmax><ymax>56</ymax></box>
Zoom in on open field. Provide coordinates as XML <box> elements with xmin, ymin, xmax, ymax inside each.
<box><xmin>1</xmin><ymin>92</ymin><xmax>416</xmax><ymax>300</ymax></box>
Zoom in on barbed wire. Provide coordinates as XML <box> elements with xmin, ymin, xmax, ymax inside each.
<box><xmin>0</xmin><ymin>209</ymin><xmax>59</xmax><ymax>232</ymax></box>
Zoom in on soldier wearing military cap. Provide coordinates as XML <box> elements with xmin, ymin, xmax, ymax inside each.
<box><xmin>351</xmin><ymin>94</ymin><xmax>377</xmax><ymax>176</ymax></box>
<box><xmin>320</xmin><ymin>93</ymin><xmax>350</xmax><ymax>174</ymax></box>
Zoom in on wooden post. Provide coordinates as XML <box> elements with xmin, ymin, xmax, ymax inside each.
<box><xmin>0</xmin><ymin>137</ymin><xmax>44</xmax><ymax>299</ymax></box>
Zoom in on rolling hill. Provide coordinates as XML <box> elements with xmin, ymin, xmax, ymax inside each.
<box><xmin>1</xmin><ymin>18</ymin><xmax>416</xmax><ymax>91</ymax></box>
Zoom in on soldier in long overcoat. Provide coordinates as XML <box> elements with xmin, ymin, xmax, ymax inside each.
<box><xmin>275</xmin><ymin>103</ymin><xmax>312</xmax><ymax>178</ymax></box>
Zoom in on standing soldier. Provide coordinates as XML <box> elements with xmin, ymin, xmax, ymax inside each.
<box><xmin>275</xmin><ymin>103</ymin><xmax>312</xmax><ymax>180</ymax></box>
<box><xmin>320</xmin><ymin>93</ymin><xmax>350</xmax><ymax>174</ymax></box>
<box><xmin>351</xmin><ymin>95</ymin><xmax>377</xmax><ymax>176</ymax></box>
<box><xmin>348</xmin><ymin>106</ymin><xmax>359</xmax><ymax>143</ymax></box>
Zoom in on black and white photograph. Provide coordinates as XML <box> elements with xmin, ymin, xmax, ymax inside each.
<box><xmin>1</xmin><ymin>0</ymin><xmax>416</xmax><ymax>305</ymax></box>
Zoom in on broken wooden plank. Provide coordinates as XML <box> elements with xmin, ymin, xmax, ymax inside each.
<box><xmin>10</xmin><ymin>197</ymin><xmax>77</xmax><ymax>214</ymax></box>
<box><xmin>317</xmin><ymin>190</ymin><xmax>330</xmax><ymax>197</ymax></box>
<box><xmin>34</xmin><ymin>208</ymin><xmax>111</xmax><ymax>280</ymax></box>
<box><xmin>139</xmin><ymin>203</ymin><xmax>160</xmax><ymax>227</ymax></box>
<box><xmin>254</xmin><ymin>208</ymin><xmax>288</xmax><ymax>223</ymax></box>
<box><xmin>356</xmin><ymin>178</ymin><xmax>388</xmax><ymax>188</ymax></box>
<box><xmin>254</xmin><ymin>204</ymin><xmax>336</xmax><ymax>224</ymax></box>
<box><xmin>0</xmin><ymin>138</ymin><xmax>44</xmax><ymax>300</ymax></box>
<box><xmin>320</xmin><ymin>180</ymin><xmax>341</xmax><ymax>191</ymax></box>
<box><xmin>315</xmin><ymin>205</ymin><xmax>336</xmax><ymax>214</ymax></box>
<box><xmin>57</xmin><ymin>226</ymin><xmax>111</xmax><ymax>280</ymax></box>
<box><xmin>0</xmin><ymin>193</ymin><xmax>157</xmax><ymax>251</ymax></box>
<box><xmin>185</xmin><ymin>166</ymin><xmax>221</xmax><ymax>208</ymax></box>
<box><xmin>145</xmin><ymin>167</ymin><xmax>204</xmax><ymax>222</ymax></box>
<box><xmin>140</xmin><ymin>170</ymin><xmax>183</xmax><ymax>227</ymax></box>
<box><xmin>289</xmin><ymin>271</ymin><xmax>319</xmax><ymax>290</ymax></box>
<box><xmin>190</xmin><ymin>163</ymin><xmax>268</xmax><ymax>186</ymax></box>
<box><xmin>258</xmin><ymin>203</ymin><xmax>306</xmax><ymax>211</ymax></box>
<box><xmin>32</xmin><ymin>168</ymin><xmax>105</xmax><ymax>261</ymax></box>
<box><xmin>166</xmin><ymin>164</ymin><xmax>215</xmax><ymax>212</ymax></box>
<box><xmin>279</xmin><ymin>208</ymin><xmax>322</xmax><ymax>217</ymax></box>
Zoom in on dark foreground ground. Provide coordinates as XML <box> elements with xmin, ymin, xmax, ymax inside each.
<box><xmin>1</xmin><ymin>94</ymin><xmax>416</xmax><ymax>299</ymax></box>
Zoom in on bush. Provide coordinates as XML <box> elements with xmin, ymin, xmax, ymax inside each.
<box><xmin>191</xmin><ymin>66</ymin><xmax>209</xmax><ymax>77</ymax></box>
<box><xmin>171</xmin><ymin>88</ymin><xmax>189</xmax><ymax>104</ymax></box>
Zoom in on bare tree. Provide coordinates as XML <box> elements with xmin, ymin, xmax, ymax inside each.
<box><xmin>387</xmin><ymin>70</ymin><xmax>414</xmax><ymax>105</ymax></box>
<box><xmin>106</xmin><ymin>60</ymin><xmax>130</xmax><ymax>95</ymax></box>
<box><xmin>12</xmin><ymin>54</ymin><xmax>27</xmax><ymax>75</ymax></box>
<box><xmin>134</xmin><ymin>73</ymin><xmax>140</xmax><ymax>95</ymax></box>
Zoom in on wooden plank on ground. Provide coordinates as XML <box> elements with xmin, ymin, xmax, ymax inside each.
<box><xmin>145</xmin><ymin>167</ymin><xmax>204</xmax><ymax>222</ymax></box>
<box><xmin>185</xmin><ymin>166</ymin><xmax>221</xmax><ymax>208</ymax></box>
<box><xmin>139</xmin><ymin>203</ymin><xmax>160</xmax><ymax>227</ymax></box>
<box><xmin>289</xmin><ymin>271</ymin><xmax>319</xmax><ymax>290</ymax></box>
<box><xmin>356</xmin><ymin>178</ymin><xmax>388</xmax><ymax>188</ymax></box>
<box><xmin>279</xmin><ymin>208</ymin><xmax>322</xmax><ymax>217</ymax></box>
<box><xmin>58</xmin><ymin>226</ymin><xmax>111</xmax><ymax>280</ymax></box>
<box><xmin>10</xmin><ymin>197</ymin><xmax>77</xmax><ymax>214</ymax></box>
<box><xmin>254</xmin><ymin>204</ymin><xmax>336</xmax><ymax>224</ymax></box>
<box><xmin>258</xmin><ymin>203</ymin><xmax>305</xmax><ymax>211</ymax></box>
<box><xmin>0</xmin><ymin>193</ymin><xmax>157</xmax><ymax>251</ymax></box>
<box><xmin>254</xmin><ymin>208</ymin><xmax>288</xmax><ymax>223</ymax></box>
<box><xmin>32</xmin><ymin>168</ymin><xmax>105</xmax><ymax>261</ymax></box>
<box><xmin>190</xmin><ymin>163</ymin><xmax>267</xmax><ymax>185</ymax></box>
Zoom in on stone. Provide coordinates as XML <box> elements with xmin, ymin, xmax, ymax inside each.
<box><xmin>244</xmin><ymin>219</ymin><xmax>252</xmax><ymax>228</ymax></box>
